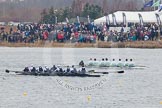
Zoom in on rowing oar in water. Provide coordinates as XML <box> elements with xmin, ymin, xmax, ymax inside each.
<box><xmin>88</xmin><ymin>70</ymin><xmax>124</xmax><ymax>74</ymax></box>
<box><xmin>5</xmin><ymin>69</ymin><xmax>23</xmax><ymax>74</ymax></box>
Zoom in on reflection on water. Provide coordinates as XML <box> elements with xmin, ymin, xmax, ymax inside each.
<box><xmin>0</xmin><ymin>47</ymin><xmax>162</xmax><ymax>108</ymax></box>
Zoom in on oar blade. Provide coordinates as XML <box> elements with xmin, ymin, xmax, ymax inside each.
<box><xmin>88</xmin><ymin>70</ymin><xmax>95</xmax><ymax>73</ymax></box>
<box><xmin>102</xmin><ymin>72</ymin><xmax>109</xmax><ymax>74</ymax></box>
<box><xmin>91</xmin><ymin>70</ymin><xmax>124</xmax><ymax>74</ymax></box>
<box><xmin>5</xmin><ymin>69</ymin><xmax>10</xmax><ymax>73</ymax></box>
<box><xmin>93</xmin><ymin>72</ymin><xmax>109</xmax><ymax>74</ymax></box>
<box><xmin>118</xmin><ymin>71</ymin><xmax>124</xmax><ymax>73</ymax></box>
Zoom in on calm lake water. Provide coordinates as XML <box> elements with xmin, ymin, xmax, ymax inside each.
<box><xmin>0</xmin><ymin>47</ymin><xmax>162</xmax><ymax>108</ymax></box>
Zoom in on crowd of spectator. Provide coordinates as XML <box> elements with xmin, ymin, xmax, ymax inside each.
<box><xmin>0</xmin><ymin>22</ymin><xmax>161</xmax><ymax>44</ymax></box>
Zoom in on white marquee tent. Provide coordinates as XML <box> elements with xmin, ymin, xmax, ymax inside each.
<box><xmin>94</xmin><ymin>10</ymin><xmax>162</xmax><ymax>25</ymax></box>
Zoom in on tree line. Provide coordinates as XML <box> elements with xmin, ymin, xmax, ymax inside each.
<box><xmin>39</xmin><ymin>3</ymin><xmax>103</xmax><ymax>24</ymax></box>
<box><xmin>0</xmin><ymin>0</ymin><xmax>143</xmax><ymax>22</ymax></box>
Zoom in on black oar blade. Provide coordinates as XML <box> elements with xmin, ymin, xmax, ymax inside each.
<box><xmin>88</xmin><ymin>70</ymin><xmax>95</xmax><ymax>73</ymax></box>
<box><xmin>5</xmin><ymin>69</ymin><xmax>10</xmax><ymax>73</ymax></box>
<box><xmin>93</xmin><ymin>71</ymin><xmax>124</xmax><ymax>74</ymax></box>
<box><xmin>103</xmin><ymin>72</ymin><xmax>109</xmax><ymax>74</ymax></box>
<box><xmin>92</xmin><ymin>72</ymin><xmax>109</xmax><ymax>74</ymax></box>
<box><xmin>118</xmin><ymin>71</ymin><xmax>124</xmax><ymax>73</ymax></box>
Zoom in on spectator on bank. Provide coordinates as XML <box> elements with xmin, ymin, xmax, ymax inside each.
<box><xmin>0</xmin><ymin>22</ymin><xmax>161</xmax><ymax>44</ymax></box>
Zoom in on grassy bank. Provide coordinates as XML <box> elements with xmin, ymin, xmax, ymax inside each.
<box><xmin>0</xmin><ymin>41</ymin><xmax>96</xmax><ymax>48</ymax></box>
<box><xmin>0</xmin><ymin>41</ymin><xmax>162</xmax><ymax>48</ymax></box>
<box><xmin>98</xmin><ymin>41</ymin><xmax>162</xmax><ymax>48</ymax></box>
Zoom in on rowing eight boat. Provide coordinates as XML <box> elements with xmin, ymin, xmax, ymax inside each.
<box><xmin>5</xmin><ymin>69</ymin><xmax>101</xmax><ymax>77</ymax></box>
<box><xmin>5</xmin><ymin>69</ymin><xmax>124</xmax><ymax>77</ymax></box>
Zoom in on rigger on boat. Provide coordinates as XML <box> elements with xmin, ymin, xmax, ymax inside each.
<box><xmin>5</xmin><ymin>65</ymin><xmax>124</xmax><ymax>77</ymax></box>
<box><xmin>6</xmin><ymin>65</ymin><xmax>101</xmax><ymax>77</ymax></box>
<box><xmin>79</xmin><ymin>58</ymin><xmax>136</xmax><ymax>67</ymax></box>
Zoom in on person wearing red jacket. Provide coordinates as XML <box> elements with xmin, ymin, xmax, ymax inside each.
<box><xmin>74</xmin><ymin>31</ymin><xmax>79</xmax><ymax>39</ymax></box>
<box><xmin>57</xmin><ymin>31</ymin><xmax>64</xmax><ymax>42</ymax></box>
<box><xmin>43</xmin><ymin>30</ymin><xmax>49</xmax><ymax>40</ymax></box>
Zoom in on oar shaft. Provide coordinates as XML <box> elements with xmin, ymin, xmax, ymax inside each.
<box><xmin>90</xmin><ymin>71</ymin><xmax>124</xmax><ymax>74</ymax></box>
<box><xmin>12</xmin><ymin>71</ymin><xmax>24</xmax><ymax>73</ymax></box>
<box><xmin>93</xmin><ymin>72</ymin><xmax>109</xmax><ymax>74</ymax></box>
<box><xmin>6</xmin><ymin>70</ymin><xmax>24</xmax><ymax>73</ymax></box>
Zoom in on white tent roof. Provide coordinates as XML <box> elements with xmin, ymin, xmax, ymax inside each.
<box><xmin>93</xmin><ymin>16</ymin><xmax>106</xmax><ymax>25</ymax></box>
<box><xmin>94</xmin><ymin>14</ymin><xmax>113</xmax><ymax>25</ymax></box>
<box><xmin>113</xmin><ymin>11</ymin><xmax>124</xmax><ymax>23</ymax></box>
<box><xmin>140</xmin><ymin>11</ymin><xmax>157</xmax><ymax>23</ymax></box>
<box><xmin>94</xmin><ymin>10</ymin><xmax>162</xmax><ymax>25</ymax></box>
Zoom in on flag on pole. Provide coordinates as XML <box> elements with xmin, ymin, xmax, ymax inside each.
<box><xmin>105</xmin><ymin>15</ymin><xmax>110</xmax><ymax>30</ymax></box>
<box><xmin>158</xmin><ymin>4</ymin><xmax>162</xmax><ymax>11</ymax></box>
<box><xmin>55</xmin><ymin>16</ymin><xmax>57</xmax><ymax>24</ymax></box>
<box><xmin>87</xmin><ymin>15</ymin><xmax>90</xmax><ymax>23</ymax></box>
<box><xmin>152</xmin><ymin>0</ymin><xmax>160</xmax><ymax>7</ymax></box>
<box><xmin>144</xmin><ymin>0</ymin><xmax>153</xmax><ymax>7</ymax></box>
<box><xmin>155</xmin><ymin>13</ymin><xmax>161</xmax><ymax>25</ymax></box>
<box><xmin>106</xmin><ymin>15</ymin><xmax>110</xmax><ymax>25</ymax></box>
<box><xmin>138</xmin><ymin>14</ymin><xmax>144</xmax><ymax>26</ymax></box>
<box><xmin>112</xmin><ymin>14</ymin><xmax>117</xmax><ymax>26</ymax></box>
<box><xmin>66</xmin><ymin>17</ymin><xmax>69</xmax><ymax>23</ymax></box>
<box><xmin>122</xmin><ymin>13</ymin><xmax>126</xmax><ymax>26</ymax></box>
<box><xmin>77</xmin><ymin>16</ymin><xmax>80</xmax><ymax>23</ymax></box>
